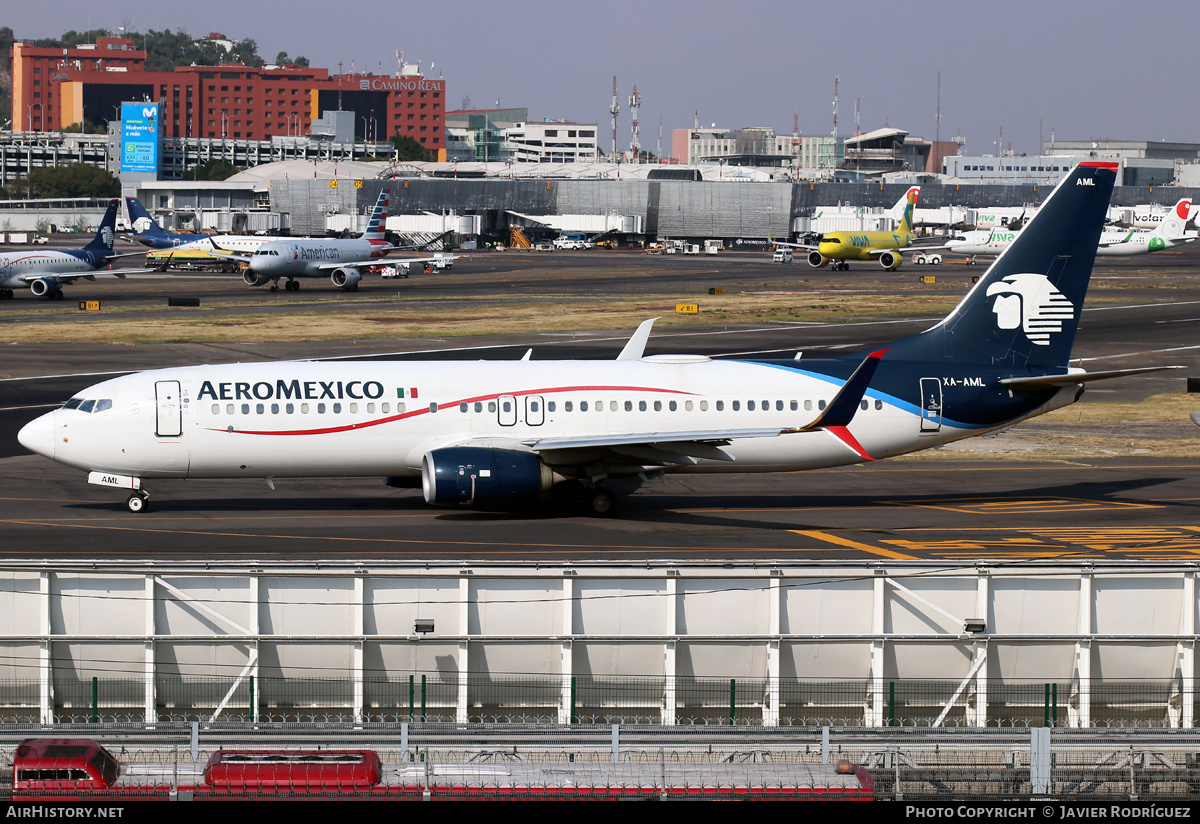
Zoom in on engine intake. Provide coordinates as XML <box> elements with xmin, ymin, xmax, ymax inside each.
<box><xmin>807</xmin><ymin>250</ymin><xmax>828</xmax><ymax>268</ymax></box>
<box><xmin>331</xmin><ymin>268</ymin><xmax>361</xmax><ymax>290</ymax></box>
<box><xmin>422</xmin><ymin>447</ymin><xmax>553</xmax><ymax>505</ymax></box>
<box><xmin>879</xmin><ymin>250</ymin><xmax>903</xmax><ymax>270</ymax></box>
<box><xmin>29</xmin><ymin>277</ymin><xmax>60</xmax><ymax>297</ymax></box>
<box><xmin>243</xmin><ymin>270</ymin><xmax>271</xmax><ymax>287</ymax></box>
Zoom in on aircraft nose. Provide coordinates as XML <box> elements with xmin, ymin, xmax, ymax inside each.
<box><xmin>17</xmin><ymin>411</ymin><xmax>55</xmax><ymax>459</ymax></box>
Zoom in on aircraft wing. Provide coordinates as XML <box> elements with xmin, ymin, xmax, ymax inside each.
<box><xmin>207</xmin><ymin>240</ymin><xmax>254</xmax><ymax>262</ymax></box>
<box><xmin>314</xmin><ymin>258</ymin><xmax>398</xmax><ymax>271</ymax></box>
<box><xmin>867</xmin><ymin>243</ymin><xmax>954</xmax><ymax>255</ymax></box>
<box><xmin>16</xmin><ymin>265</ymin><xmax>160</xmax><ymax>283</ymax></box>
<box><xmin>517</xmin><ymin>348</ymin><xmax>887</xmax><ymax>464</ymax></box>
<box><xmin>315</xmin><ymin>254</ymin><xmax>459</xmax><ymax>271</ymax></box>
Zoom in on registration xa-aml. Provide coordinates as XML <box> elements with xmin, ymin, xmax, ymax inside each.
<box><xmin>18</xmin><ymin>162</ymin><xmax>1160</xmax><ymax>514</ymax></box>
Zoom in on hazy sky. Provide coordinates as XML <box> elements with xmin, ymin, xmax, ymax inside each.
<box><xmin>7</xmin><ymin>0</ymin><xmax>1199</xmax><ymax>157</ymax></box>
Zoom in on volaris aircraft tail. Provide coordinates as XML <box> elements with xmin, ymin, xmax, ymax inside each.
<box><xmin>888</xmin><ymin>186</ymin><xmax>920</xmax><ymax>234</ymax></box>
<box><xmin>1152</xmin><ymin>198</ymin><xmax>1192</xmax><ymax>240</ymax></box>
<box><xmin>885</xmin><ymin>162</ymin><xmax>1117</xmax><ymax>370</ymax></box>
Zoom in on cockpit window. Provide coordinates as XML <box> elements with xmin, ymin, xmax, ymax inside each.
<box><xmin>79</xmin><ymin>400</ymin><xmax>95</xmax><ymax>413</ymax></box>
<box><xmin>94</xmin><ymin>399</ymin><xmax>112</xmax><ymax>413</ymax></box>
<box><xmin>63</xmin><ymin>398</ymin><xmax>83</xmax><ymax>410</ymax></box>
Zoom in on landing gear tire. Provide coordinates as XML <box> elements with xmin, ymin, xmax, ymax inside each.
<box><xmin>586</xmin><ymin>487</ymin><xmax>616</xmax><ymax>517</ymax></box>
<box><xmin>126</xmin><ymin>492</ymin><xmax>149</xmax><ymax>514</ymax></box>
<box><xmin>287</xmin><ymin>280</ymin><xmax>300</xmax><ymax>291</ymax></box>
<box><xmin>270</xmin><ymin>282</ymin><xmax>279</xmax><ymax>292</ymax></box>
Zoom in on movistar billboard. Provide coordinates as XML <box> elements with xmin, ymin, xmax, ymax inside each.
<box><xmin>120</xmin><ymin>102</ymin><xmax>160</xmax><ymax>174</ymax></box>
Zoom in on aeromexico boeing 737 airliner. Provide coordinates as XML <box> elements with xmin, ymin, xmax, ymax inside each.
<box><xmin>19</xmin><ymin>162</ymin><xmax>1162</xmax><ymax>514</ymax></box>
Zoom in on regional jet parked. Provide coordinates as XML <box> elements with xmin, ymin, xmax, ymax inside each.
<box><xmin>946</xmin><ymin>198</ymin><xmax>1196</xmax><ymax>259</ymax></box>
<box><xmin>125</xmin><ymin>197</ymin><xmax>268</xmax><ymax>270</ymax></box>
<box><xmin>19</xmin><ymin>162</ymin><xmax>1166</xmax><ymax>514</ymax></box>
<box><xmin>0</xmin><ymin>200</ymin><xmax>155</xmax><ymax>300</ymax></box>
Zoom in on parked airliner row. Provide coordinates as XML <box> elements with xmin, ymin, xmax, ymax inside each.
<box><xmin>18</xmin><ymin>162</ymin><xmax>1164</xmax><ymax>514</ymax></box>
<box><xmin>947</xmin><ymin>198</ymin><xmax>1195</xmax><ymax>259</ymax></box>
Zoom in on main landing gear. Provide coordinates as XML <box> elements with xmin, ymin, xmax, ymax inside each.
<box><xmin>269</xmin><ymin>279</ymin><xmax>301</xmax><ymax>292</ymax></box>
<box><xmin>550</xmin><ymin>481</ymin><xmax>617</xmax><ymax>517</ymax></box>
<box><xmin>126</xmin><ymin>490</ymin><xmax>150</xmax><ymax>513</ymax></box>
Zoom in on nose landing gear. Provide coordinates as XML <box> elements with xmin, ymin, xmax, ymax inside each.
<box><xmin>126</xmin><ymin>491</ymin><xmax>150</xmax><ymax>513</ymax></box>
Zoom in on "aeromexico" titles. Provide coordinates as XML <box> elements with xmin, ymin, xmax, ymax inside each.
<box><xmin>197</xmin><ymin>380</ymin><xmax>385</xmax><ymax>401</ymax></box>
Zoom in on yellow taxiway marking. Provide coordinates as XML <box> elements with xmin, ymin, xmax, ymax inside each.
<box><xmin>0</xmin><ymin>517</ymin><xmax>809</xmax><ymax>556</ymax></box>
<box><xmin>880</xmin><ymin>496</ymin><xmax>1159</xmax><ymax>515</ymax></box>
<box><xmin>790</xmin><ymin>530</ymin><xmax>917</xmax><ymax>560</ymax></box>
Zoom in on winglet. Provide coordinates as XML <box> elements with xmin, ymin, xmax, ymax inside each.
<box><xmin>794</xmin><ymin>348</ymin><xmax>889</xmax><ymax>432</ymax></box>
<box><xmin>617</xmin><ymin>317</ymin><xmax>659</xmax><ymax>360</ymax></box>
<box><xmin>208</xmin><ymin>238</ymin><xmax>253</xmax><ymax>262</ymax></box>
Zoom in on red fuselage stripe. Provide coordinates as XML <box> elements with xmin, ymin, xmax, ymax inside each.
<box><xmin>207</xmin><ymin>384</ymin><xmax>697</xmax><ymax>436</ymax></box>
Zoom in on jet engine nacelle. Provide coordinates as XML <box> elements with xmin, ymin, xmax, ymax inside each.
<box><xmin>422</xmin><ymin>446</ymin><xmax>554</xmax><ymax>506</ymax></box>
<box><xmin>331</xmin><ymin>267</ymin><xmax>361</xmax><ymax>290</ymax></box>
<box><xmin>807</xmin><ymin>250</ymin><xmax>829</xmax><ymax>268</ymax></box>
<box><xmin>243</xmin><ymin>270</ymin><xmax>272</xmax><ymax>287</ymax></box>
<box><xmin>878</xmin><ymin>250</ymin><xmax>903</xmax><ymax>270</ymax></box>
<box><xmin>29</xmin><ymin>277</ymin><xmax>61</xmax><ymax>297</ymax></box>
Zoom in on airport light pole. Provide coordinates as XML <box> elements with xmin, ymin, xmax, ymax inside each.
<box><xmin>221</xmin><ymin>112</ymin><xmax>228</xmax><ymax>139</ymax></box>
<box><xmin>285</xmin><ymin>113</ymin><xmax>297</xmax><ymax>136</ymax></box>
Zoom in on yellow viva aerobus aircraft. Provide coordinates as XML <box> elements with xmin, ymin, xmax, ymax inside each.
<box><xmin>783</xmin><ymin>186</ymin><xmax>926</xmax><ymax>271</ymax></box>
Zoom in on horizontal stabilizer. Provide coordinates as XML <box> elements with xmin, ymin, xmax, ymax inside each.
<box><xmin>999</xmin><ymin>365</ymin><xmax>1181</xmax><ymax>390</ymax></box>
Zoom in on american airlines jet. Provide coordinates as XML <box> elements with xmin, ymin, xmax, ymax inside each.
<box><xmin>214</xmin><ymin>187</ymin><xmax>447</xmax><ymax>292</ymax></box>
<box><xmin>18</xmin><ymin>162</ymin><xmax>1161</xmax><ymax>515</ymax></box>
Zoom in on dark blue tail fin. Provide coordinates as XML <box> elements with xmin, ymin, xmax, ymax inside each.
<box><xmin>125</xmin><ymin>196</ymin><xmax>169</xmax><ymax>240</ymax></box>
<box><xmin>83</xmin><ymin>199</ymin><xmax>119</xmax><ymax>254</ymax></box>
<box><xmin>886</xmin><ymin>162</ymin><xmax>1117</xmax><ymax>368</ymax></box>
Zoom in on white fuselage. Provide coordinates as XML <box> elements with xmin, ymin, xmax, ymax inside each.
<box><xmin>147</xmin><ymin>235</ymin><xmax>267</xmax><ymax>257</ymax></box>
<box><xmin>248</xmin><ymin>238</ymin><xmax>386</xmax><ymax>279</ymax></box>
<box><xmin>0</xmin><ymin>251</ymin><xmax>96</xmax><ymax>288</ymax></box>
<box><xmin>1094</xmin><ymin>228</ymin><xmax>1192</xmax><ymax>256</ymax></box>
<box><xmin>946</xmin><ymin>228</ymin><xmax>1189</xmax><ymax>258</ymax></box>
<box><xmin>19</xmin><ymin>358</ymin><xmax>1076</xmax><ymax>484</ymax></box>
